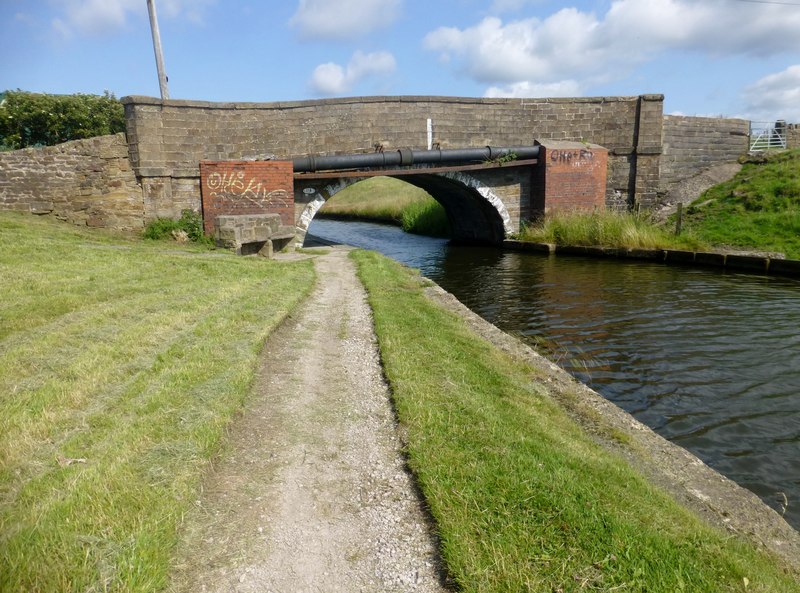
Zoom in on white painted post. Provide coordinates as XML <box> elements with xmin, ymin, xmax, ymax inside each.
<box><xmin>427</xmin><ymin>118</ymin><xmax>433</xmax><ymax>150</ymax></box>
<box><xmin>146</xmin><ymin>0</ymin><xmax>170</xmax><ymax>100</ymax></box>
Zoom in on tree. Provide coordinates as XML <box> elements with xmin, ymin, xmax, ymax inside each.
<box><xmin>0</xmin><ymin>90</ymin><xmax>125</xmax><ymax>150</ymax></box>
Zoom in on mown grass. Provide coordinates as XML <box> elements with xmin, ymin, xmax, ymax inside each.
<box><xmin>352</xmin><ymin>249</ymin><xmax>800</xmax><ymax>593</ymax></box>
<box><xmin>318</xmin><ymin>176</ymin><xmax>449</xmax><ymax>236</ymax></box>
<box><xmin>0</xmin><ymin>213</ymin><xmax>315</xmax><ymax>592</ymax></box>
<box><xmin>680</xmin><ymin>149</ymin><xmax>800</xmax><ymax>258</ymax></box>
<box><xmin>518</xmin><ymin>209</ymin><xmax>707</xmax><ymax>251</ymax></box>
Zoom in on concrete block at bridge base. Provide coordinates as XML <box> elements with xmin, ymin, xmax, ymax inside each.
<box><xmin>214</xmin><ymin>213</ymin><xmax>295</xmax><ymax>257</ymax></box>
<box><xmin>533</xmin><ymin>141</ymin><xmax>609</xmax><ymax>216</ymax></box>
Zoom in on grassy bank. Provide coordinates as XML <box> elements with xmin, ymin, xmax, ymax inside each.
<box><xmin>680</xmin><ymin>149</ymin><xmax>800</xmax><ymax>258</ymax></box>
<box><xmin>352</xmin><ymin>249</ymin><xmax>799</xmax><ymax>592</ymax></box>
<box><xmin>318</xmin><ymin>176</ymin><xmax>449</xmax><ymax>236</ymax></box>
<box><xmin>0</xmin><ymin>213</ymin><xmax>315</xmax><ymax>592</ymax></box>
<box><xmin>518</xmin><ymin>210</ymin><xmax>707</xmax><ymax>251</ymax></box>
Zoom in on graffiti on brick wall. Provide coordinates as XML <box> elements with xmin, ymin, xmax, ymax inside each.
<box><xmin>550</xmin><ymin>148</ymin><xmax>595</xmax><ymax>167</ymax></box>
<box><xmin>205</xmin><ymin>171</ymin><xmax>289</xmax><ymax>210</ymax></box>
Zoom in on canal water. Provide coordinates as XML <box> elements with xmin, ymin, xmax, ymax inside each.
<box><xmin>306</xmin><ymin>218</ymin><xmax>800</xmax><ymax>530</ymax></box>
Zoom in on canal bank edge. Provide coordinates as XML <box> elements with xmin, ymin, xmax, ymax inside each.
<box><xmin>503</xmin><ymin>240</ymin><xmax>800</xmax><ymax>277</ymax></box>
<box><xmin>421</xmin><ymin>281</ymin><xmax>800</xmax><ymax>572</ymax></box>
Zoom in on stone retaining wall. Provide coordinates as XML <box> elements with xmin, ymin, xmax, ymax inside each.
<box><xmin>0</xmin><ymin>133</ymin><xmax>143</xmax><ymax>231</ymax></box>
<box><xmin>661</xmin><ymin>115</ymin><xmax>750</xmax><ymax>193</ymax></box>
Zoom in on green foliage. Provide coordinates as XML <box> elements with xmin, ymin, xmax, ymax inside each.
<box><xmin>400</xmin><ymin>198</ymin><xmax>450</xmax><ymax>237</ymax></box>
<box><xmin>143</xmin><ymin>210</ymin><xmax>212</xmax><ymax>245</ymax></box>
<box><xmin>0</xmin><ymin>90</ymin><xmax>125</xmax><ymax>150</ymax></box>
<box><xmin>681</xmin><ymin>149</ymin><xmax>800</xmax><ymax>257</ymax></box>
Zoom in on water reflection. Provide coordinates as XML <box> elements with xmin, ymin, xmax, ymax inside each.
<box><xmin>306</xmin><ymin>218</ymin><xmax>800</xmax><ymax>529</ymax></box>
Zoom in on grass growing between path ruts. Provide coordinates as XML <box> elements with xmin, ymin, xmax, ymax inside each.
<box><xmin>518</xmin><ymin>210</ymin><xmax>706</xmax><ymax>252</ymax></box>
<box><xmin>0</xmin><ymin>213</ymin><xmax>315</xmax><ymax>592</ymax></box>
<box><xmin>318</xmin><ymin>176</ymin><xmax>449</xmax><ymax>236</ymax></box>
<box><xmin>352</xmin><ymin>249</ymin><xmax>799</xmax><ymax>593</ymax></box>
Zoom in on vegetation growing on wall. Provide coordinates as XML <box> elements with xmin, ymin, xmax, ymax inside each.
<box><xmin>0</xmin><ymin>90</ymin><xmax>125</xmax><ymax>150</ymax></box>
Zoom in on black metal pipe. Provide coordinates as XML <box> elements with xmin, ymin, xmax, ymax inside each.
<box><xmin>292</xmin><ymin>145</ymin><xmax>539</xmax><ymax>173</ymax></box>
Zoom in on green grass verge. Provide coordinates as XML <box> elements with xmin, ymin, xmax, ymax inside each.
<box><xmin>0</xmin><ymin>213</ymin><xmax>315</xmax><ymax>592</ymax></box>
<box><xmin>352</xmin><ymin>249</ymin><xmax>799</xmax><ymax>593</ymax></box>
<box><xmin>318</xmin><ymin>176</ymin><xmax>449</xmax><ymax>237</ymax></box>
<box><xmin>518</xmin><ymin>210</ymin><xmax>706</xmax><ymax>251</ymax></box>
<box><xmin>680</xmin><ymin>149</ymin><xmax>800</xmax><ymax>258</ymax></box>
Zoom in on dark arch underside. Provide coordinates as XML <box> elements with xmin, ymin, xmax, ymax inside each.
<box><xmin>389</xmin><ymin>174</ymin><xmax>506</xmax><ymax>244</ymax></box>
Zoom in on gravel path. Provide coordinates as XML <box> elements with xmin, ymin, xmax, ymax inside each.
<box><xmin>170</xmin><ymin>247</ymin><xmax>448</xmax><ymax>593</ymax></box>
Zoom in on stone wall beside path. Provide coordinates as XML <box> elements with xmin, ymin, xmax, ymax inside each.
<box><xmin>0</xmin><ymin>133</ymin><xmax>144</xmax><ymax>231</ymax></box>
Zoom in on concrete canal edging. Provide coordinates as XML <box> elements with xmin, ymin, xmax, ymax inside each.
<box><xmin>503</xmin><ymin>240</ymin><xmax>800</xmax><ymax>278</ymax></box>
<box><xmin>422</xmin><ymin>281</ymin><xmax>800</xmax><ymax>572</ymax></box>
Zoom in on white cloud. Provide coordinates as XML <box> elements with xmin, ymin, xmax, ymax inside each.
<box><xmin>490</xmin><ymin>0</ymin><xmax>544</xmax><ymax>13</ymax></box>
<box><xmin>310</xmin><ymin>50</ymin><xmax>396</xmax><ymax>96</ymax></box>
<box><xmin>51</xmin><ymin>0</ymin><xmax>214</xmax><ymax>38</ymax></box>
<box><xmin>742</xmin><ymin>65</ymin><xmax>800</xmax><ymax>122</ymax></box>
<box><xmin>290</xmin><ymin>0</ymin><xmax>401</xmax><ymax>41</ymax></box>
<box><xmin>485</xmin><ymin>79</ymin><xmax>583</xmax><ymax>98</ymax></box>
<box><xmin>424</xmin><ymin>0</ymin><xmax>800</xmax><ymax>97</ymax></box>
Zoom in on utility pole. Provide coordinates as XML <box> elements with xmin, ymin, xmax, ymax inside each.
<box><xmin>146</xmin><ymin>0</ymin><xmax>169</xmax><ymax>100</ymax></box>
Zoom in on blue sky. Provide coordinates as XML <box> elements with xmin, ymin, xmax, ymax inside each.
<box><xmin>2</xmin><ymin>0</ymin><xmax>800</xmax><ymax>122</ymax></box>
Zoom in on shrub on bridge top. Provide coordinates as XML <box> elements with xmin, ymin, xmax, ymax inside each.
<box><xmin>0</xmin><ymin>90</ymin><xmax>125</xmax><ymax>150</ymax></box>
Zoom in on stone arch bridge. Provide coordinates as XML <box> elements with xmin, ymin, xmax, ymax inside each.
<box><xmin>122</xmin><ymin>94</ymin><xmax>662</xmax><ymax>244</ymax></box>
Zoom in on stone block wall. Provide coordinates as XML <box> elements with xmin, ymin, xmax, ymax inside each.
<box><xmin>788</xmin><ymin>123</ymin><xmax>800</xmax><ymax>149</ymax></box>
<box><xmin>661</xmin><ymin>115</ymin><xmax>750</xmax><ymax>191</ymax></box>
<box><xmin>122</xmin><ymin>94</ymin><xmax>665</xmax><ymax>220</ymax></box>
<box><xmin>0</xmin><ymin>133</ymin><xmax>143</xmax><ymax>231</ymax></box>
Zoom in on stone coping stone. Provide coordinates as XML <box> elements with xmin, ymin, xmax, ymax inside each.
<box><xmin>122</xmin><ymin>93</ymin><xmax>663</xmax><ymax>111</ymax></box>
<box><xmin>502</xmin><ymin>240</ymin><xmax>554</xmax><ymax>254</ymax></box>
<box><xmin>768</xmin><ymin>258</ymin><xmax>800</xmax><ymax>277</ymax></box>
<box><xmin>664</xmin><ymin>250</ymin><xmax>697</xmax><ymax>263</ymax></box>
<box><xmin>504</xmin><ymin>241</ymin><xmax>800</xmax><ymax>279</ymax></box>
<box><xmin>622</xmin><ymin>248</ymin><xmax>664</xmax><ymax>260</ymax></box>
<box><xmin>694</xmin><ymin>252</ymin><xmax>727</xmax><ymax>267</ymax></box>
<box><xmin>726</xmin><ymin>254</ymin><xmax>770</xmax><ymax>272</ymax></box>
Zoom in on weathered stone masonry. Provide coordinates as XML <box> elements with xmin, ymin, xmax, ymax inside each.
<box><xmin>661</xmin><ymin>115</ymin><xmax>750</xmax><ymax>194</ymax></box>
<box><xmin>0</xmin><ymin>133</ymin><xmax>143</xmax><ymax>231</ymax></box>
<box><xmin>121</xmin><ymin>94</ymin><xmax>665</xmax><ymax>221</ymax></box>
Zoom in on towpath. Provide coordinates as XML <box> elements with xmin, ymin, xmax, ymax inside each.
<box><xmin>169</xmin><ymin>247</ymin><xmax>448</xmax><ymax>592</ymax></box>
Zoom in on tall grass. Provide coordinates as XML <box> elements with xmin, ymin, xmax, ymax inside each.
<box><xmin>519</xmin><ymin>209</ymin><xmax>706</xmax><ymax>251</ymax></box>
<box><xmin>400</xmin><ymin>198</ymin><xmax>449</xmax><ymax>237</ymax></box>
<box><xmin>0</xmin><ymin>213</ymin><xmax>315</xmax><ymax>592</ymax></box>
<box><xmin>353</xmin><ymin>248</ymin><xmax>799</xmax><ymax>592</ymax></box>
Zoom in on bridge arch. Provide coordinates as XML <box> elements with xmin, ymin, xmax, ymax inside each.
<box><xmin>295</xmin><ymin>172</ymin><xmax>512</xmax><ymax>245</ymax></box>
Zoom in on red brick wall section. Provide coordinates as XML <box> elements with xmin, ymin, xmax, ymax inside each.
<box><xmin>533</xmin><ymin>141</ymin><xmax>608</xmax><ymax>215</ymax></box>
<box><xmin>200</xmin><ymin>161</ymin><xmax>294</xmax><ymax>235</ymax></box>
